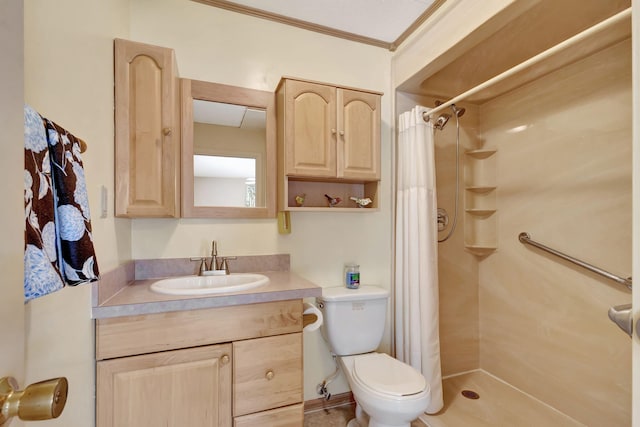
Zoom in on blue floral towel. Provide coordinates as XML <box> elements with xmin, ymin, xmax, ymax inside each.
<box><xmin>24</xmin><ymin>105</ymin><xmax>99</xmax><ymax>301</ymax></box>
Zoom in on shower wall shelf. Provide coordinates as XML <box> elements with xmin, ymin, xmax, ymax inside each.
<box><xmin>466</xmin><ymin>186</ymin><xmax>497</xmax><ymax>193</ymax></box>
<box><xmin>464</xmin><ymin>148</ymin><xmax>497</xmax><ymax>256</ymax></box>
<box><xmin>465</xmin><ymin>149</ymin><xmax>497</xmax><ymax>159</ymax></box>
<box><xmin>465</xmin><ymin>209</ymin><xmax>496</xmax><ymax>216</ymax></box>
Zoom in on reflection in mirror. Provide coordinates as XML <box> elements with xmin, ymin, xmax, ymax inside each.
<box><xmin>193</xmin><ymin>155</ymin><xmax>257</xmax><ymax>207</ymax></box>
<box><xmin>192</xmin><ymin>100</ymin><xmax>266</xmax><ymax>207</ymax></box>
<box><xmin>181</xmin><ymin>79</ymin><xmax>276</xmax><ymax>218</ymax></box>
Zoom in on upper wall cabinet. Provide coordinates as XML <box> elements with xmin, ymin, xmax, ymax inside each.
<box><xmin>114</xmin><ymin>39</ymin><xmax>181</xmax><ymax>218</ymax></box>
<box><xmin>277</xmin><ymin>78</ymin><xmax>382</xmax><ymax>211</ymax></box>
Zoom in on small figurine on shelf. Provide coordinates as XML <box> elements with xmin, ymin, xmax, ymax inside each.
<box><xmin>324</xmin><ymin>194</ymin><xmax>342</xmax><ymax>207</ymax></box>
<box><xmin>295</xmin><ymin>193</ymin><xmax>306</xmax><ymax>207</ymax></box>
<box><xmin>349</xmin><ymin>196</ymin><xmax>372</xmax><ymax>208</ymax></box>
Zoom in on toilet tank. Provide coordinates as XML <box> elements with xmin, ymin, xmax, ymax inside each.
<box><xmin>316</xmin><ymin>285</ymin><xmax>389</xmax><ymax>356</ymax></box>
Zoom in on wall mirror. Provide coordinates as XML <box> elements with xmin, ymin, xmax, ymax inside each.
<box><xmin>181</xmin><ymin>79</ymin><xmax>276</xmax><ymax>218</ymax></box>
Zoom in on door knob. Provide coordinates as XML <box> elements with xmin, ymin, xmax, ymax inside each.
<box><xmin>0</xmin><ymin>376</ymin><xmax>68</xmax><ymax>426</ymax></box>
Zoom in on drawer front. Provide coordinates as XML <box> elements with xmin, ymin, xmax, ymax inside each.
<box><xmin>233</xmin><ymin>333</ymin><xmax>302</xmax><ymax>416</ymax></box>
<box><xmin>96</xmin><ymin>300</ymin><xmax>303</xmax><ymax>360</ymax></box>
<box><xmin>233</xmin><ymin>403</ymin><xmax>303</xmax><ymax>427</ymax></box>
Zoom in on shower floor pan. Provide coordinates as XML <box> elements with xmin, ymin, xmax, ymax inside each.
<box><xmin>421</xmin><ymin>371</ymin><xmax>585</xmax><ymax>427</ymax></box>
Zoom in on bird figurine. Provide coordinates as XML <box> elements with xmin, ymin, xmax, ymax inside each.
<box><xmin>350</xmin><ymin>196</ymin><xmax>372</xmax><ymax>208</ymax></box>
<box><xmin>324</xmin><ymin>194</ymin><xmax>342</xmax><ymax>207</ymax></box>
<box><xmin>295</xmin><ymin>193</ymin><xmax>306</xmax><ymax>207</ymax></box>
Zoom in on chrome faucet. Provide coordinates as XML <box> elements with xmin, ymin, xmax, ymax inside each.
<box><xmin>191</xmin><ymin>241</ymin><xmax>236</xmax><ymax>275</ymax></box>
<box><xmin>209</xmin><ymin>240</ymin><xmax>218</xmax><ymax>271</ymax></box>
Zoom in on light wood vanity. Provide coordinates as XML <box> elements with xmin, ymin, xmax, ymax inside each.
<box><xmin>94</xmin><ymin>262</ymin><xmax>320</xmax><ymax>427</ymax></box>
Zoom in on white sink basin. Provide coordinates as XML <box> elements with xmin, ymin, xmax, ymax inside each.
<box><xmin>150</xmin><ymin>273</ymin><xmax>269</xmax><ymax>296</ymax></box>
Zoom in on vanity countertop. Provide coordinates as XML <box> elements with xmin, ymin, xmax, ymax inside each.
<box><xmin>92</xmin><ymin>270</ymin><xmax>322</xmax><ymax>319</ymax></box>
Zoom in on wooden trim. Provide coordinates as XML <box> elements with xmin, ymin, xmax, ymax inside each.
<box><xmin>390</xmin><ymin>0</ymin><xmax>448</xmax><ymax>51</ymax></box>
<box><xmin>193</xmin><ymin>0</ymin><xmax>391</xmax><ymax>49</ymax></box>
<box><xmin>304</xmin><ymin>392</ymin><xmax>355</xmax><ymax>413</ymax></box>
<box><xmin>192</xmin><ymin>0</ymin><xmax>445</xmax><ymax>51</ymax></box>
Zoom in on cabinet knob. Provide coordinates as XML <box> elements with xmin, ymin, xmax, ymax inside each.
<box><xmin>331</xmin><ymin>128</ymin><xmax>336</xmax><ymax>134</ymax></box>
<box><xmin>162</xmin><ymin>127</ymin><xmax>172</xmax><ymax>136</ymax></box>
<box><xmin>221</xmin><ymin>354</ymin><xmax>230</xmax><ymax>365</ymax></box>
<box><xmin>339</xmin><ymin>130</ymin><xmax>345</xmax><ymax>136</ymax></box>
<box><xmin>265</xmin><ymin>370</ymin><xmax>275</xmax><ymax>381</ymax></box>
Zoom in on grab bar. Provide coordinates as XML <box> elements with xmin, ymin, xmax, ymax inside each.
<box><xmin>518</xmin><ymin>232</ymin><xmax>632</xmax><ymax>290</ymax></box>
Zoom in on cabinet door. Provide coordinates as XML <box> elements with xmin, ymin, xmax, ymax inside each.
<box><xmin>114</xmin><ymin>38</ymin><xmax>180</xmax><ymax>217</ymax></box>
<box><xmin>97</xmin><ymin>344</ymin><xmax>232</xmax><ymax>427</ymax></box>
<box><xmin>282</xmin><ymin>80</ymin><xmax>336</xmax><ymax>177</ymax></box>
<box><xmin>338</xmin><ymin>88</ymin><xmax>381</xmax><ymax>180</ymax></box>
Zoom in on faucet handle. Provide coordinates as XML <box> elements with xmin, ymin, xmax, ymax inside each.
<box><xmin>190</xmin><ymin>257</ymin><xmax>206</xmax><ymax>275</ymax></box>
<box><xmin>218</xmin><ymin>256</ymin><xmax>237</xmax><ymax>275</ymax></box>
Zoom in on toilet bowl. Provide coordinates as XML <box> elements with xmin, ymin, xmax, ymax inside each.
<box><xmin>316</xmin><ymin>286</ymin><xmax>430</xmax><ymax>427</ymax></box>
<box><xmin>339</xmin><ymin>353</ymin><xmax>429</xmax><ymax>427</ymax></box>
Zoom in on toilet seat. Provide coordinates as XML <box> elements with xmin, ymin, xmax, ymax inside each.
<box><xmin>352</xmin><ymin>353</ymin><xmax>427</xmax><ymax>397</ymax></box>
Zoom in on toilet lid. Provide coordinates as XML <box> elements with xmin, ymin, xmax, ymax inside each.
<box><xmin>353</xmin><ymin>353</ymin><xmax>427</xmax><ymax>396</ymax></box>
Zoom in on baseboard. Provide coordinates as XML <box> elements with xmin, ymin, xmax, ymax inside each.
<box><xmin>304</xmin><ymin>391</ymin><xmax>355</xmax><ymax>413</ymax></box>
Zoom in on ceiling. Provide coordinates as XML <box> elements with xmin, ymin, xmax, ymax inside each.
<box><xmin>194</xmin><ymin>0</ymin><xmax>445</xmax><ymax>50</ymax></box>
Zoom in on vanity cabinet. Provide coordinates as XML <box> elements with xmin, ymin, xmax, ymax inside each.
<box><xmin>95</xmin><ymin>300</ymin><xmax>304</xmax><ymax>427</ymax></box>
<box><xmin>277</xmin><ymin>78</ymin><xmax>381</xmax><ymax>211</ymax></box>
<box><xmin>114</xmin><ymin>38</ymin><xmax>181</xmax><ymax>218</ymax></box>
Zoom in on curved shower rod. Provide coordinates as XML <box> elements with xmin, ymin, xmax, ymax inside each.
<box><xmin>518</xmin><ymin>232</ymin><xmax>632</xmax><ymax>290</ymax></box>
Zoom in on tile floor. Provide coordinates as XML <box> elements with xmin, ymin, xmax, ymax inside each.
<box><xmin>304</xmin><ymin>371</ymin><xmax>584</xmax><ymax>427</ymax></box>
<box><xmin>420</xmin><ymin>370</ymin><xmax>584</xmax><ymax>427</ymax></box>
<box><xmin>304</xmin><ymin>403</ymin><xmax>426</xmax><ymax>426</ymax></box>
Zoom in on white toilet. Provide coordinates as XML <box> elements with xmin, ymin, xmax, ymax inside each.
<box><xmin>317</xmin><ymin>285</ymin><xmax>430</xmax><ymax>427</ymax></box>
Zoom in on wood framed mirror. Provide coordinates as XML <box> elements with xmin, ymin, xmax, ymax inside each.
<box><xmin>181</xmin><ymin>79</ymin><xmax>276</xmax><ymax>218</ymax></box>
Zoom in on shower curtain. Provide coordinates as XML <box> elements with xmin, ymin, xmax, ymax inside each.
<box><xmin>395</xmin><ymin>106</ymin><xmax>443</xmax><ymax>414</ymax></box>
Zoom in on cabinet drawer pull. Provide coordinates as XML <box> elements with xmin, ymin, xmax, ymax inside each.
<box><xmin>265</xmin><ymin>370</ymin><xmax>274</xmax><ymax>381</ymax></box>
<box><xmin>221</xmin><ymin>354</ymin><xmax>230</xmax><ymax>365</ymax></box>
<box><xmin>162</xmin><ymin>127</ymin><xmax>172</xmax><ymax>136</ymax></box>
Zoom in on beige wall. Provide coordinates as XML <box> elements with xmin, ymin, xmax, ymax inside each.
<box><xmin>23</xmin><ymin>1</ymin><xmax>130</xmax><ymax>425</ymax></box>
<box><xmin>24</xmin><ymin>0</ymin><xmax>393</xmax><ymax>419</ymax></box>
<box><xmin>127</xmin><ymin>0</ymin><xmax>394</xmax><ymax>400</ymax></box>
<box><xmin>393</xmin><ymin>1</ymin><xmax>632</xmax><ymax>424</ymax></box>
<box><xmin>22</xmin><ymin>0</ymin><xmax>633</xmax><ymax>425</ymax></box>
<box><xmin>477</xmin><ymin>39</ymin><xmax>632</xmax><ymax>425</ymax></box>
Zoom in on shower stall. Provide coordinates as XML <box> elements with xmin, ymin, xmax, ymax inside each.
<box><xmin>394</xmin><ymin>1</ymin><xmax>632</xmax><ymax>425</ymax></box>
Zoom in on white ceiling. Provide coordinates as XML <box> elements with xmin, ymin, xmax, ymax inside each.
<box><xmin>196</xmin><ymin>0</ymin><xmax>442</xmax><ymax>48</ymax></box>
